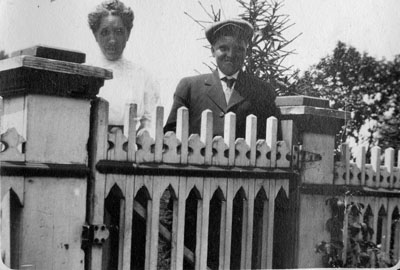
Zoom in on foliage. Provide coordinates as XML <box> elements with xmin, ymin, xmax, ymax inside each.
<box><xmin>0</xmin><ymin>50</ymin><xmax>8</xmax><ymax>60</ymax></box>
<box><xmin>293</xmin><ymin>42</ymin><xmax>400</xmax><ymax>151</ymax></box>
<box><xmin>237</xmin><ymin>0</ymin><xmax>301</xmax><ymax>94</ymax></box>
<box><xmin>316</xmin><ymin>196</ymin><xmax>395</xmax><ymax>268</ymax></box>
<box><xmin>186</xmin><ymin>0</ymin><xmax>300</xmax><ymax>94</ymax></box>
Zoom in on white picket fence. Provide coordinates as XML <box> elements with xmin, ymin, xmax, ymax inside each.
<box><xmin>334</xmin><ymin>143</ymin><xmax>400</xmax><ymax>189</ymax></box>
<box><xmin>88</xmin><ymin>99</ymin><xmax>293</xmax><ymax>270</ymax></box>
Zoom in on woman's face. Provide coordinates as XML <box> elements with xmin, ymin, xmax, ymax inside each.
<box><xmin>95</xmin><ymin>14</ymin><xmax>130</xmax><ymax>61</ymax></box>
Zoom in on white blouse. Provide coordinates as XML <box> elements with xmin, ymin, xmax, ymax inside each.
<box><xmin>88</xmin><ymin>53</ymin><xmax>160</xmax><ymax>129</ymax></box>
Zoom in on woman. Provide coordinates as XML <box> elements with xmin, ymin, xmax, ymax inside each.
<box><xmin>88</xmin><ymin>0</ymin><xmax>160</xmax><ymax>131</ymax></box>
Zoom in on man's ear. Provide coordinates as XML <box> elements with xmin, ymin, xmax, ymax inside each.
<box><xmin>211</xmin><ymin>46</ymin><xmax>215</xmax><ymax>57</ymax></box>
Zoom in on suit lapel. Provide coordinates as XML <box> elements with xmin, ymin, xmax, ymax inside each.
<box><xmin>205</xmin><ymin>70</ymin><xmax>228</xmax><ymax>111</ymax></box>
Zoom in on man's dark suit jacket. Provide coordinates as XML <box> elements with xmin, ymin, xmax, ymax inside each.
<box><xmin>164</xmin><ymin>70</ymin><xmax>280</xmax><ymax>139</ymax></box>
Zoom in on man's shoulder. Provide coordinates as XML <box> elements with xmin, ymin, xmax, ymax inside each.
<box><xmin>241</xmin><ymin>73</ymin><xmax>275</xmax><ymax>95</ymax></box>
<box><xmin>180</xmin><ymin>73</ymin><xmax>213</xmax><ymax>83</ymax></box>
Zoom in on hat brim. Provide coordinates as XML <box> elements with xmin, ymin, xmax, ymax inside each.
<box><xmin>205</xmin><ymin>19</ymin><xmax>254</xmax><ymax>44</ymax></box>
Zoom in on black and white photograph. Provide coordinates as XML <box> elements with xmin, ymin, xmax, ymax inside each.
<box><xmin>0</xmin><ymin>0</ymin><xmax>399</xmax><ymax>269</ymax></box>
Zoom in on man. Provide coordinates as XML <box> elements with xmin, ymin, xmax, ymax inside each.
<box><xmin>164</xmin><ymin>19</ymin><xmax>280</xmax><ymax>139</ymax></box>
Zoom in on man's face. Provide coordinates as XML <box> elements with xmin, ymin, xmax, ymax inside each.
<box><xmin>95</xmin><ymin>15</ymin><xmax>130</xmax><ymax>61</ymax></box>
<box><xmin>212</xmin><ymin>35</ymin><xmax>247</xmax><ymax>76</ymax></box>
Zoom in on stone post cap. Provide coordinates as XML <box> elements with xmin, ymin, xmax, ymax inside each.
<box><xmin>276</xmin><ymin>95</ymin><xmax>350</xmax><ymax>135</ymax></box>
<box><xmin>0</xmin><ymin>45</ymin><xmax>112</xmax><ymax>99</ymax></box>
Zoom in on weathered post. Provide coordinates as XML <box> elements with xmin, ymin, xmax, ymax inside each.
<box><xmin>276</xmin><ymin>96</ymin><xmax>348</xmax><ymax>268</ymax></box>
<box><xmin>0</xmin><ymin>46</ymin><xmax>111</xmax><ymax>270</ymax></box>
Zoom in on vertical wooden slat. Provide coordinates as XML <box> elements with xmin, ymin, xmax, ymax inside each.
<box><xmin>222</xmin><ymin>179</ymin><xmax>234</xmax><ymax>269</ymax></box>
<box><xmin>266</xmin><ymin>180</ymin><xmax>276</xmax><ymax>269</ymax></box>
<box><xmin>266</xmin><ymin>117</ymin><xmax>277</xmax><ymax>168</ymax></box>
<box><xmin>224</xmin><ymin>112</ymin><xmax>236</xmax><ymax>166</ymax></box>
<box><xmin>209</xmin><ymin>178</ymin><xmax>227</xmax><ymax>270</ymax></box>
<box><xmin>198</xmin><ymin>178</ymin><xmax>211</xmax><ymax>270</ymax></box>
<box><xmin>147</xmin><ymin>177</ymin><xmax>162</xmax><ymax>270</ymax></box>
<box><xmin>342</xmin><ymin>197</ymin><xmax>349</xmax><ymax>263</ymax></box>
<box><xmin>201</xmin><ymin>110</ymin><xmax>213</xmax><ymax>165</ymax></box>
<box><xmin>385</xmin><ymin>199</ymin><xmax>395</xmax><ymax>253</ymax></box>
<box><xmin>88</xmin><ymin>98</ymin><xmax>109</xmax><ymax>270</ymax></box>
<box><xmin>395</xmin><ymin>199</ymin><xmax>400</xmax><ymax>261</ymax></box>
<box><xmin>121</xmin><ymin>176</ymin><xmax>135</xmax><ymax>270</ymax></box>
<box><xmin>356</xmin><ymin>145</ymin><xmax>366</xmax><ymax>186</ymax></box>
<box><xmin>194</xmin><ymin>180</ymin><xmax>203</xmax><ymax>270</ymax></box>
<box><xmin>154</xmin><ymin>106</ymin><xmax>164</xmax><ymax>163</ymax></box>
<box><xmin>385</xmin><ymin>148</ymin><xmax>394</xmax><ymax>189</ymax></box>
<box><xmin>253</xmin><ymin>179</ymin><xmax>269</xmax><ymax>269</ymax></box>
<box><xmin>171</xmin><ymin>177</ymin><xmax>187</xmax><ymax>270</ymax></box>
<box><xmin>246</xmin><ymin>115</ymin><xmax>257</xmax><ymax>166</ymax></box>
<box><xmin>176</xmin><ymin>107</ymin><xmax>189</xmax><ymax>164</ymax></box>
<box><xmin>395</xmin><ymin>150</ymin><xmax>400</xmax><ymax>189</ymax></box>
<box><xmin>240</xmin><ymin>182</ymin><xmax>249</xmax><ymax>270</ymax></box>
<box><xmin>371</xmin><ymin>146</ymin><xmax>382</xmax><ymax>188</ymax></box>
<box><xmin>141</xmin><ymin>175</ymin><xmax>153</xmax><ymax>270</ymax></box>
<box><xmin>341</xmin><ymin>143</ymin><xmax>350</xmax><ymax>185</ymax></box>
<box><xmin>244</xmin><ymin>180</ymin><xmax>255</xmax><ymax>269</ymax></box>
<box><xmin>126</xmin><ymin>103</ymin><xmax>137</xmax><ymax>162</ymax></box>
<box><xmin>372</xmin><ymin>197</ymin><xmax>380</xmax><ymax>243</ymax></box>
<box><xmin>118</xmin><ymin>193</ymin><xmax>126</xmax><ymax>270</ymax></box>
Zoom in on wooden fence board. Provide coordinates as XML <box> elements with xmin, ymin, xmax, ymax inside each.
<box><xmin>244</xmin><ymin>179</ymin><xmax>255</xmax><ymax>269</ymax></box>
<box><xmin>266</xmin><ymin>117</ymin><xmax>278</xmax><ymax>168</ymax></box>
<box><xmin>176</xmin><ymin>107</ymin><xmax>189</xmax><ymax>164</ymax></box>
<box><xmin>266</xmin><ymin>180</ymin><xmax>276</xmax><ymax>269</ymax></box>
<box><xmin>198</xmin><ymin>178</ymin><xmax>211</xmax><ymax>270</ymax></box>
<box><xmin>121</xmin><ymin>175</ymin><xmax>134</xmax><ymax>270</ymax></box>
<box><xmin>170</xmin><ymin>177</ymin><xmax>187</xmax><ymax>270</ymax></box>
<box><xmin>222</xmin><ymin>179</ymin><xmax>234</xmax><ymax>269</ymax></box>
<box><xmin>224</xmin><ymin>112</ymin><xmax>236</xmax><ymax>166</ymax></box>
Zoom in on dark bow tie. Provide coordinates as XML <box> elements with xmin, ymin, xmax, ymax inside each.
<box><xmin>221</xmin><ymin>77</ymin><xmax>236</xmax><ymax>88</ymax></box>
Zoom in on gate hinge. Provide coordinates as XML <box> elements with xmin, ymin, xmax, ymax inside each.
<box><xmin>292</xmin><ymin>144</ymin><xmax>322</xmax><ymax>168</ymax></box>
<box><xmin>81</xmin><ymin>224</ymin><xmax>110</xmax><ymax>249</ymax></box>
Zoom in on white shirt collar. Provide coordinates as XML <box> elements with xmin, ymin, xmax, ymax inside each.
<box><xmin>218</xmin><ymin>69</ymin><xmax>240</xmax><ymax>80</ymax></box>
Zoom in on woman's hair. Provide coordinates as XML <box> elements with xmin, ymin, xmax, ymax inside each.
<box><xmin>88</xmin><ymin>0</ymin><xmax>134</xmax><ymax>34</ymax></box>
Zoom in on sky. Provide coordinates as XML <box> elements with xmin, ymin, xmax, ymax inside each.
<box><xmin>1</xmin><ymin>0</ymin><xmax>400</xmax><ymax>112</ymax></box>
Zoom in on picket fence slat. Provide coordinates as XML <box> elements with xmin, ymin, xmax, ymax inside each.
<box><xmin>356</xmin><ymin>145</ymin><xmax>366</xmax><ymax>186</ymax></box>
<box><xmin>154</xmin><ymin>106</ymin><xmax>164</xmax><ymax>163</ymax></box>
<box><xmin>126</xmin><ymin>104</ymin><xmax>137</xmax><ymax>162</ymax></box>
<box><xmin>176</xmin><ymin>107</ymin><xmax>189</xmax><ymax>164</ymax></box>
<box><xmin>266</xmin><ymin>117</ymin><xmax>278</xmax><ymax>168</ymax></box>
